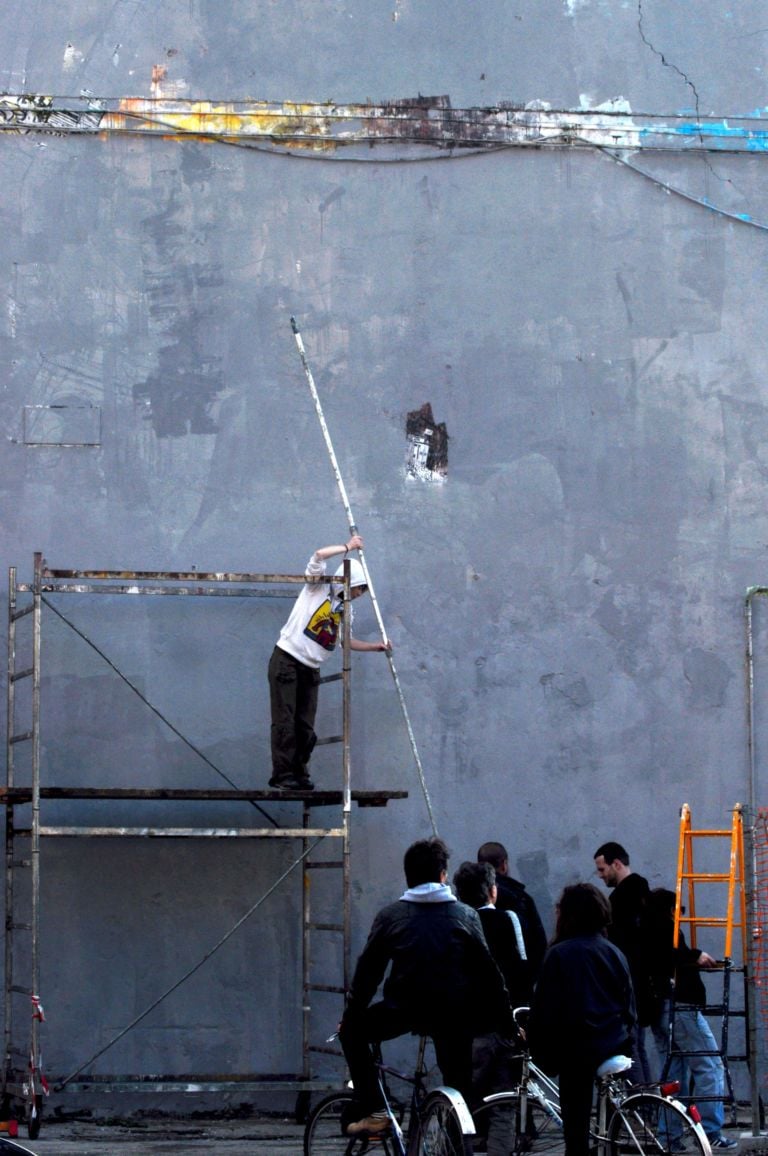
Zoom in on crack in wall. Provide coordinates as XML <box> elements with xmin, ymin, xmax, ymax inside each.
<box><xmin>636</xmin><ymin>1</ymin><xmax>739</xmax><ymax>201</ymax></box>
<box><xmin>637</xmin><ymin>0</ymin><xmax>701</xmax><ymax>121</ymax></box>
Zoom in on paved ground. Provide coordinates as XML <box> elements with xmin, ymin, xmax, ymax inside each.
<box><xmin>5</xmin><ymin>1104</ymin><xmax>764</xmax><ymax>1155</ymax></box>
<box><xmin>13</xmin><ymin>1115</ymin><xmax>766</xmax><ymax>1156</ymax></box>
<box><xmin>3</xmin><ymin>1115</ymin><xmax>308</xmax><ymax>1154</ymax></box>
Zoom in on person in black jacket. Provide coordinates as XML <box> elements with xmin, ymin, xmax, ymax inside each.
<box><xmin>339</xmin><ymin>838</ymin><xmax>513</xmax><ymax>1137</ymax></box>
<box><xmin>454</xmin><ymin>860</ymin><xmax>529</xmax><ymax>1156</ymax></box>
<box><xmin>528</xmin><ymin>883</ymin><xmax>636</xmax><ymax>1156</ymax></box>
<box><xmin>478</xmin><ymin>841</ymin><xmax>548</xmax><ymax>979</ymax></box>
<box><xmin>594</xmin><ymin>840</ymin><xmax>653</xmax><ymax>1082</ymax></box>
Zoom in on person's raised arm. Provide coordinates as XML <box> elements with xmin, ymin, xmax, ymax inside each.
<box><xmin>314</xmin><ymin>534</ymin><xmax>363</xmax><ymax>562</ymax></box>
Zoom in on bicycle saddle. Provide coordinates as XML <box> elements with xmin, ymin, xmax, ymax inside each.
<box><xmin>596</xmin><ymin>1055</ymin><xmax>632</xmax><ymax>1078</ymax></box>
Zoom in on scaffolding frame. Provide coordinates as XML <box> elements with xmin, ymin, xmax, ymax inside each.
<box><xmin>3</xmin><ymin>552</ymin><xmax>406</xmax><ymax>1136</ymax></box>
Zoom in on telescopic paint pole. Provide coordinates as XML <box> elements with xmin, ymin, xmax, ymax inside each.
<box><xmin>290</xmin><ymin>316</ymin><xmax>437</xmax><ymax>837</ymax></box>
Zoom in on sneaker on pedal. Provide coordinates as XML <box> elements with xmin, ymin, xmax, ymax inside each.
<box><xmin>346</xmin><ymin>1110</ymin><xmax>389</xmax><ymax>1135</ymax></box>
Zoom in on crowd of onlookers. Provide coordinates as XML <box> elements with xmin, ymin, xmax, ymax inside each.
<box><xmin>337</xmin><ymin>836</ymin><xmax>737</xmax><ymax>1156</ymax></box>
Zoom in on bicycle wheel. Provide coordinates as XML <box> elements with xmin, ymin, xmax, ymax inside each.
<box><xmin>417</xmin><ymin>1090</ymin><xmax>468</xmax><ymax>1156</ymax></box>
<box><xmin>473</xmin><ymin>1095</ymin><xmax>566</xmax><ymax>1156</ymax></box>
<box><xmin>303</xmin><ymin>1091</ymin><xmax>400</xmax><ymax>1154</ymax></box>
<box><xmin>607</xmin><ymin>1091</ymin><xmax>710</xmax><ymax>1156</ymax></box>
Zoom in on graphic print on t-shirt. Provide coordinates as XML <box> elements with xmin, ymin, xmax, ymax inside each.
<box><xmin>304</xmin><ymin>598</ymin><xmax>341</xmax><ymax>652</ymax></box>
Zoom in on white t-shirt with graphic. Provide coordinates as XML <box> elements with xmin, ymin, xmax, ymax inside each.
<box><xmin>275</xmin><ymin>553</ymin><xmax>352</xmax><ymax>670</ymax></box>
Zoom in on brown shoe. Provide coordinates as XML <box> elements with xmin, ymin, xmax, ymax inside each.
<box><xmin>346</xmin><ymin>1110</ymin><xmax>390</xmax><ymax>1135</ymax></box>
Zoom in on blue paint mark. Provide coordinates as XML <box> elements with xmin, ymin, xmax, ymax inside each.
<box><xmin>640</xmin><ymin>120</ymin><xmax>768</xmax><ymax>150</ymax></box>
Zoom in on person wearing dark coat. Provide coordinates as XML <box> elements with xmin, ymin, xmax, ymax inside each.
<box><xmin>478</xmin><ymin>841</ymin><xmax>548</xmax><ymax>979</ymax></box>
<box><xmin>528</xmin><ymin>883</ymin><xmax>636</xmax><ymax>1156</ymax></box>
<box><xmin>339</xmin><ymin>838</ymin><xmax>513</xmax><ymax>1138</ymax></box>
<box><xmin>454</xmin><ymin>860</ymin><xmax>529</xmax><ymax>1156</ymax></box>
<box><xmin>594</xmin><ymin>840</ymin><xmax>653</xmax><ymax>1081</ymax></box>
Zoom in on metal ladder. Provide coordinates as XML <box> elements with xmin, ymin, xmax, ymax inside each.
<box><xmin>4</xmin><ymin>562</ymin><xmax>45</xmax><ymax>1138</ymax></box>
<box><xmin>667</xmin><ymin>802</ymin><xmax>748</xmax><ymax>1123</ymax></box>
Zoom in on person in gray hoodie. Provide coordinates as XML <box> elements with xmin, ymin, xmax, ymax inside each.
<box><xmin>339</xmin><ymin>838</ymin><xmax>513</xmax><ymax>1137</ymax></box>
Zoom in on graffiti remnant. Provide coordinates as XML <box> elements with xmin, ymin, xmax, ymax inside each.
<box><xmin>405</xmin><ymin>403</ymin><xmax>448</xmax><ymax>483</ymax></box>
<box><xmin>0</xmin><ymin>90</ymin><xmax>767</xmax><ymax>154</ymax></box>
<box><xmin>0</xmin><ymin>93</ymin><xmax>104</xmax><ymax>135</ymax></box>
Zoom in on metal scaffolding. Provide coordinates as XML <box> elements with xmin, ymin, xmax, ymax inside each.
<box><xmin>2</xmin><ymin>553</ymin><xmax>406</xmax><ymax>1138</ymax></box>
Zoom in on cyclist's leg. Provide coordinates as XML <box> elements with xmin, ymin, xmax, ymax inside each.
<box><xmin>558</xmin><ymin>1063</ymin><xmax>595</xmax><ymax>1156</ymax></box>
<box><xmin>431</xmin><ymin>1026</ymin><xmax>474</xmax><ymax>1104</ymax></box>
<box><xmin>470</xmin><ymin>1033</ymin><xmax>519</xmax><ymax>1156</ymax></box>
<box><xmin>607</xmin><ymin>1091</ymin><xmax>710</xmax><ymax>1156</ymax></box>
<box><xmin>339</xmin><ymin>1003</ymin><xmax>413</xmax><ymax>1125</ymax></box>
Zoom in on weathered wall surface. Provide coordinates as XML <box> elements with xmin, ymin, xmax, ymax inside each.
<box><xmin>1</xmin><ymin>0</ymin><xmax>767</xmax><ymax>1095</ymax></box>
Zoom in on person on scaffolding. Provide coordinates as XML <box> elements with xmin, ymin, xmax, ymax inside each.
<box><xmin>267</xmin><ymin>535</ymin><xmax>391</xmax><ymax>791</ymax></box>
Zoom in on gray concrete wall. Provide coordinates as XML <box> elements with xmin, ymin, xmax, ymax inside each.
<box><xmin>1</xmin><ymin>0</ymin><xmax>767</xmax><ymax>1098</ymax></box>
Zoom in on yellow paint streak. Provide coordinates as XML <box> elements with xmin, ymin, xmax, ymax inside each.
<box><xmin>107</xmin><ymin>98</ymin><xmax>343</xmax><ymax>150</ymax></box>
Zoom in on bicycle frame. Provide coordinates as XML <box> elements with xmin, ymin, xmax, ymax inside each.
<box><xmin>313</xmin><ymin>1032</ymin><xmax>477</xmax><ymax>1155</ymax></box>
<box><xmin>524</xmin><ymin>1063</ymin><xmax>562</xmax><ymax>1123</ymax></box>
<box><xmin>483</xmin><ymin>1051</ymin><xmax>711</xmax><ymax>1156</ymax></box>
<box><xmin>374</xmin><ymin>1036</ymin><xmax>431</xmax><ymax>1154</ymax></box>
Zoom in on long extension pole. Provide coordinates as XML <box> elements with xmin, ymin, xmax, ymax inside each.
<box><xmin>290</xmin><ymin>317</ymin><xmax>437</xmax><ymax>837</ymax></box>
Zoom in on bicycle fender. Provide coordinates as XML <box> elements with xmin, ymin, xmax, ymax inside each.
<box><xmin>665</xmin><ymin>1096</ymin><xmax>713</xmax><ymax>1152</ymax></box>
<box><xmin>432</xmin><ymin>1085</ymin><xmax>476</xmax><ymax>1135</ymax></box>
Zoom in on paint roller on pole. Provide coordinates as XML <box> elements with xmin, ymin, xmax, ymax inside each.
<box><xmin>290</xmin><ymin>316</ymin><xmax>437</xmax><ymax>837</ymax></box>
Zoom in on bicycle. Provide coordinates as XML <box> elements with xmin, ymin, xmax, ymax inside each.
<box><xmin>303</xmin><ymin>1033</ymin><xmax>476</xmax><ymax>1155</ymax></box>
<box><xmin>472</xmin><ymin>1008</ymin><xmax>713</xmax><ymax>1156</ymax></box>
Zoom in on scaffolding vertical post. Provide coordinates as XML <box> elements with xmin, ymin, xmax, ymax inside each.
<box><xmin>745</xmin><ymin>589</ymin><xmax>764</xmax><ymax>1135</ymax></box>
<box><xmin>4</xmin><ymin>566</ymin><xmax>17</xmax><ymax>1085</ymax></box>
<box><xmin>744</xmin><ymin>809</ymin><xmax>764</xmax><ymax>1136</ymax></box>
<box><xmin>300</xmin><ymin>559</ymin><xmax>354</xmax><ymax>1086</ymax></box>
<box><xmin>30</xmin><ymin>553</ymin><xmax>43</xmax><ymax>1124</ymax></box>
<box><xmin>301</xmin><ymin>802</ymin><xmax>311</xmax><ymax>1086</ymax></box>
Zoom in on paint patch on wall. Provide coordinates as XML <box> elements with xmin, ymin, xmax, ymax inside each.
<box><xmin>21</xmin><ymin>404</ymin><xmax>101</xmax><ymax>447</ymax></box>
<box><xmin>62</xmin><ymin>43</ymin><xmax>84</xmax><ymax>72</ymax></box>
<box><xmin>405</xmin><ymin>402</ymin><xmax>448</xmax><ymax>483</ymax></box>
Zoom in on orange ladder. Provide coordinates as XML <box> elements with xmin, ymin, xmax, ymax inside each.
<box><xmin>668</xmin><ymin>803</ymin><xmax>747</xmax><ymax>1123</ymax></box>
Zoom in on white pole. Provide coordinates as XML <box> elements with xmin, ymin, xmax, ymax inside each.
<box><xmin>290</xmin><ymin>317</ymin><xmax>438</xmax><ymax>837</ymax></box>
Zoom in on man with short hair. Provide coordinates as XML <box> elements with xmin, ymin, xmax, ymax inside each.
<box><xmin>594</xmin><ymin>841</ymin><xmax>653</xmax><ymax>1082</ymax></box>
<box><xmin>339</xmin><ymin>838</ymin><xmax>513</xmax><ymax>1137</ymax></box>
<box><xmin>477</xmin><ymin>841</ymin><xmax>547</xmax><ymax>978</ymax></box>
